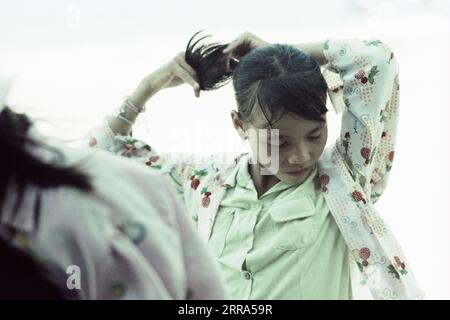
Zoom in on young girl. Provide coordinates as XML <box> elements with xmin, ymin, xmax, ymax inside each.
<box><xmin>0</xmin><ymin>76</ymin><xmax>225</xmax><ymax>299</ymax></box>
<box><xmin>87</xmin><ymin>32</ymin><xmax>422</xmax><ymax>299</ymax></box>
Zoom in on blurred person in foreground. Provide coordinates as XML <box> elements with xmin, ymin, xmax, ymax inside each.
<box><xmin>0</xmin><ymin>76</ymin><xmax>226</xmax><ymax>299</ymax></box>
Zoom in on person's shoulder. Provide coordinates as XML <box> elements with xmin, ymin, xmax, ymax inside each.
<box><xmin>39</xmin><ymin>142</ymin><xmax>180</xmax><ymax>232</ymax></box>
<box><xmin>44</xmin><ymin>138</ymin><xmax>178</xmax><ymax>209</ymax></box>
<box><xmin>208</xmin><ymin>151</ymin><xmax>248</xmax><ymax>170</ymax></box>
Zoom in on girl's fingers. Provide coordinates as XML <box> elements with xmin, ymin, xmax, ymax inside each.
<box><xmin>224</xmin><ymin>33</ymin><xmax>250</xmax><ymax>54</ymax></box>
<box><xmin>223</xmin><ymin>40</ymin><xmax>238</xmax><ymax>54</ymax></box>
<box><xmin>176</xmin><ymin>54</ymin><xmax>199</xmax><ymax>80</ymax></box>
<box><xmin>175</xmin><ymin>54</ymin><xmax>201</xmax><ymax>97</ymax></box>
<box><xmin>223</xmin><ymin>45</ymin><xmax>232</xmax><ymax>54</ymax></box>
<box><xmin>174</xmin><ymin>64</ymin><xmax>200</xmax><ymax>94</ymax></box>
<box><xmin>178</xmin><ymin>63</ymin><xmax>200</xmax><ymax>87</ymax></box>
<box><xmin>223</xmin><ymin>36</ymin><xmax>242</xmax><ymax>54</ymax></box>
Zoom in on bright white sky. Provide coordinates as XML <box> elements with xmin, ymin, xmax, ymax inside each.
<box><xmin>1</xmin><ymin>0</ymin><xmax>449</xmax><ymax>299</ymax></box>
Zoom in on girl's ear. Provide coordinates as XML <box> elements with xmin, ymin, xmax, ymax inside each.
<box><xmin>237</xmin><ymin>127</ymin><xmax>247</xmax><ymax>140</ymax></box>
<box><xmin>230</xmin><ymin>110</ymin><xmax>247</xmax><ymax>140</ymax></box>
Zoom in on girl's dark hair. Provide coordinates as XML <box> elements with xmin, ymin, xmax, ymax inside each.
<box><xmin>0</xmin><ymin>236</ymin><xmax>79</xmax><ymax>299</ymax></box>
<box><xmin>0</xmin><ymin>107</ymin><xmax>92</xmax><ymax>215</ymax></box>
<box><xmin>185</xmin><ymin>32</ymin><xmax>328</xmax><ymax>127</ymax></box>
<box><xmin>185</xmin><ymin>31</ymin><xmax>234</xmax><ymax>90</ymax></box>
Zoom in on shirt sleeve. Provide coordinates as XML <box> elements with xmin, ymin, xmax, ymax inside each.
<box><xmin>322</xmin><ymin>38</ymin><xmax>400</xmax><ymax>203</ymax></box>
<box><xmin>34</xmin><ymin>190</ymin><xmax>175</xmax><ymax>299</ymax></box>
<box><xmin>83</xmin><ymin>118</ymin><xmax>219</xmax><ymax>204</ymax></box>
<box><xmin>35</xmin><ymin>163</ymin><xmax>226</xmax><ymax>299</ymax></box>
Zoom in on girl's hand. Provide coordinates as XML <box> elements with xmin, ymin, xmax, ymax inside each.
<box><xmin>144</xmin><ymin>52</ymin><xmax>201</xmax><ymax>97</ymax></box>
<box><xmin>223</xmin><ymin>32</ymin><xmax>270</xmax><ymax>65</ymax></box>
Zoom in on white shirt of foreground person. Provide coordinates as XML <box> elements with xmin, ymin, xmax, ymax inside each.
<box><xmin>0</xmin><ymin>84</ymin><xmax>226</xmax><ymax>298</ymax></box>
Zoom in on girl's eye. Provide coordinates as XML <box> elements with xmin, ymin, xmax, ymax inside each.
<box><xmin>308</xmin><ymin>134</ymin><xmax>321</xmax><ymax>141</ymax></box>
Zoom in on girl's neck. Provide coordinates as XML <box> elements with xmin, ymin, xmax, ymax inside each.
<box><xmin>248</xmin><ymin>162</ymin><xmax>280</xmax><ymax>198</ymax></box>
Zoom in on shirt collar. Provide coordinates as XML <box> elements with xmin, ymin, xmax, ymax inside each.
<box><xmin>224</xmin><ymin>153</ymin><xmax>251</xmax><ymax>189</ymax></box>
<box><xmin>225</xmin><ymin>153</ymin><xmax>319</xmax><ymax>197</ymax></box>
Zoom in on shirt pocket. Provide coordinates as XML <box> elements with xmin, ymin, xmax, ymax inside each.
<box><xmin>269</xmin><ymin>197</ymin><xmax>317</xmax><ymax>251</ymax></box>
<box><xmin>208</xmin><ymin>208</ymin><xmax>236</xmax><ymax>257</ymax></box>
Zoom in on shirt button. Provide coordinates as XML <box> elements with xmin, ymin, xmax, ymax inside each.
<box><xmin>192</xmin><ymin>214</ymin><xmax>198</xmax><ymax>222</ymax></box>
<box><xmin>244</xmin><ymin>272</ymin><xmax>252</xmax><ymax>280</ymax></box>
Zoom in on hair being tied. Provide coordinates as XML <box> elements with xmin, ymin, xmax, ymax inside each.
<box><xmin>185</xmin><ymin>31</ymin><xmax>253</xmax><ymax>90</ymax></box>
<box><xmin>185</xmin><ymin>31</ymin><xmax>328</xmax><ymax>126</ymax></box>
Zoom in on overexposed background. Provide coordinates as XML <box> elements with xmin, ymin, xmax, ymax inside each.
<box><xmin>0</xmin><ymin>0</ymin><xmax>449</xmax><ymax>299</ymax></box>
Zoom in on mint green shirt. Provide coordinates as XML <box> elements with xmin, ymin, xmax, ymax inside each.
<box><xmin>208</xmin><ymin>154</ymin><xmax>352</xmax><ymax>299</ymax></box>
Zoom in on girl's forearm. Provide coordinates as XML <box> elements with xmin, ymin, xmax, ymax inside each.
<box><xmin>294</xmin><ymin>41</ymin><xmax>327</xmax><ymax>66</ymax></box>
<box><xmin>107</xmin><ymin>77</ymin><xmax>159</xmax><ymax>136</ymax></box>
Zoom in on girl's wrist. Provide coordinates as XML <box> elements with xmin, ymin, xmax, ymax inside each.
<box><xmin>130</xmin><ymin>76</ymin><xmax>159</xmax><ymax>107</ymax></box>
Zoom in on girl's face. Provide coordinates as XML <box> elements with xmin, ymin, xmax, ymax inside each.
<box><xmin>232</xmin><ymin>110</ymin><xmax>328</xmax><ymax>185</ymax></box>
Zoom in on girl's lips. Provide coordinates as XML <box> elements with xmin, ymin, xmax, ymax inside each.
<box><xmin>287</xmin><ymin>167</ymin><xmax>309</xmax><ymax>176</ymax></box>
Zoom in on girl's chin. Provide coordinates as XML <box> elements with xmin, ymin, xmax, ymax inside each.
<box><xmin>276</xmin><ymin>173</ymin><xmax>308</xmax><ymax>185</ymax></box>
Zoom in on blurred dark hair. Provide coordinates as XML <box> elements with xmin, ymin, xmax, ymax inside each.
<box><xmin>0</xmin><ymin>107</ymin><xmax>92</xmax><ymax>215</ymax></box>
<box><xmin>185</xmin><ymin>31</ymin><xmax>234</xmax><ymax>90</ymax></box>
<box><xmin>185</xmin><ymin>31</ymin><xmax>328</xmax><ymax>127</ymax></box>
<box><xmin>0</xmin><ymin>237</ymin><xmax>79</xmax><ymax>299</ymax></box>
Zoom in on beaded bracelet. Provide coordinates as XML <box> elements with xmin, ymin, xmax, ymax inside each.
<box><xmin>113</xmin><ymin>96</ymin><xmax>145</xmax><ymax>126</ymax></box>
<box><xmin>123</xmin><ymin>96</ymin><xmax>145</xmax><ymax>114</ymax></box>
<box><xmin>116</xmin><ymin>113</ymin><xmax>134</xmax><ymax>126</ymax></box>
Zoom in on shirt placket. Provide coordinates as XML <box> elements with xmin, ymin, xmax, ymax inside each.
<box><xmin>234</xmin><ymin>205</ymin><xmax>259</xmax><ymax>299</ymax></box>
